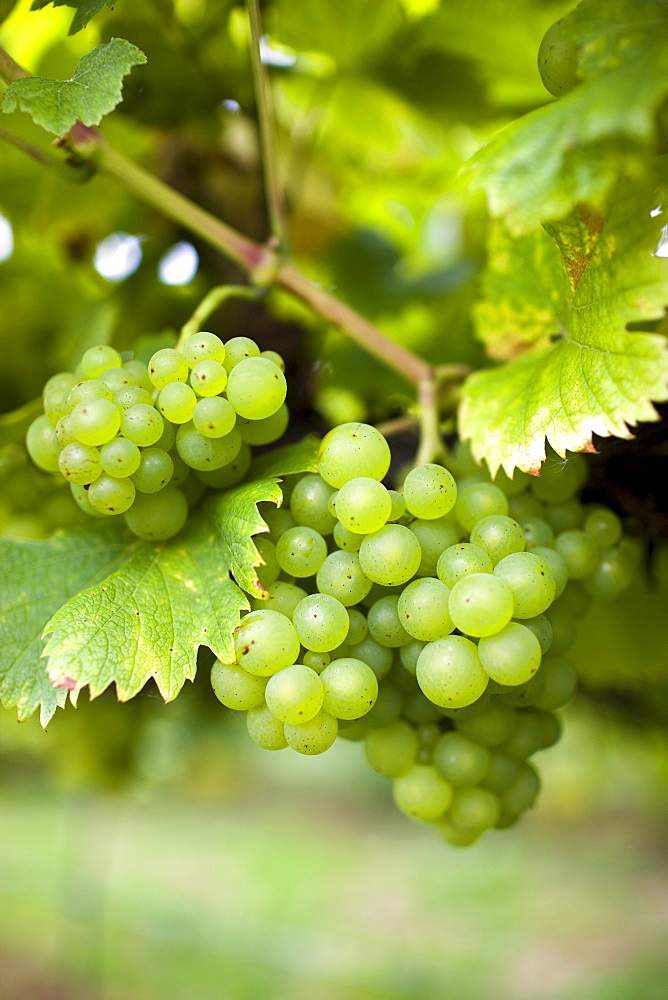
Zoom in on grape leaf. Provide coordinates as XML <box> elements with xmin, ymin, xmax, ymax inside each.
<box><xmin>208</xmin><ymin>438</ymin><xmax>320</xmax><ymax>600</ymax></box>
<box><xmin>459</xmin><ymin>183</ymin><xmax>668</xmax><ymax>475</ymax></box>
<box><xmin>43</xmin><ymin>511</ymin><xmax>249</xmax><ymax>703</ymax></box>
<box><xmin>462</xmin><ymin>0</ymin><xmax>668</xmax><ymax>232</ymax></box>
<box><xmin>30</xmin><ymin>1</ymin><xmax>116</xmax><ymax>35</ymax></box>
<box><xmin>1</xmin><ymin>38</ymin><xmax>147</xmax><ymax>136</ymax></box>
<box><xmin>0</xmin><ymin>525</ymin><xmax>130</xmax><ymax>725</ymax></box>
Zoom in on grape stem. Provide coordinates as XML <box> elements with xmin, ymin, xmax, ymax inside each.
<box><xmin>176</xmin><ymin>285</ymin><xmax>262</xmax><ymax>350</ymax></box>
<box><xmin>0</xmin><ymin>45</ymin><xmax>454</xmax><ymax>391</ymax></box>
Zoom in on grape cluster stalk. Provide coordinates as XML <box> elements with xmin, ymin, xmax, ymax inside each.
<box><xmin>25</xmin><ymin>335</ymin><xmax>288</xmax><ymax>540</ymax></box>
<box><xmin>213</xmin><ymin>423</ymin><xmax>639</xmax><ymax>846</ymax></box>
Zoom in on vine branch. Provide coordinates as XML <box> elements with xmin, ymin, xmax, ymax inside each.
<box><xmin>247</xmin><ymin>0</ymin><xmax>288</xmax><ymax>253</ymax></box>
<box><xmin>177</xmin><ymin>284</ymin><xmax>261</xmax><ymax>349</ymax></box>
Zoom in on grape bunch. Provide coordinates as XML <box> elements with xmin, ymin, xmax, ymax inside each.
<box><xmin>25</xmin><ymin>335</ymin><xmax>288</xmax><ymax>540</ymax></box>
<box><xmin>212</xmin><ymin>423</ymin><xmax>638</xmax><ymax>846</ymax></box>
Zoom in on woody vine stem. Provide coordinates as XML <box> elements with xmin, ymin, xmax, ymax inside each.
<box><xmin>0</xmin><ymin>4</ymin><xmax>471</xmax><ymax>464</ymax></box>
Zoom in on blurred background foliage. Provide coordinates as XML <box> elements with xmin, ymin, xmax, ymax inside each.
<box><xmin>0</xmin><ymin>1</ymin><xmax>667</xmax><ymax>996</ymax></box>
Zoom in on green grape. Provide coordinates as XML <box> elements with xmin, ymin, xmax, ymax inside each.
<box><xmin>583</xmin><ymin>505</ymin><xmax>622</xmax><ymax>547</ymax></box>
<box><xmin>531</xmin><ymin>454</ymin><xmax>587</xmax><ymax>505</ymax></box>
<box><xmin>121</xmin><ymin>404</ymin><xmax>164</xmax><ymax>448</ymax></box>
<box><xmin>254</xmin><ymin>536</ymin><xmax>279</xmax><ymax>591</ymax></box>
<box><xmin>367</xmin><ymin>595</ymin><xmax>411</xmax><ymax>648</ymax></box>
<box><xmin>190</xmin><ymin>360</ymin><xmax>228</xmax><ymax>397</ymax></box>
<box><xmin>123</xmin><ymin>487</ymin><xmax>188</xmax><ymax>540</ymax></box>
<box><xmin>316</xmin><ymin>550</ymin><xmax>373</xmax><ymax>607</ymax></box>
<box><xmin>113</xmin><ymin>385</ymin><xmax>154</xmax><ymax>411</ymax></box>
<box><xmin>54</xmin><ymin>415</ymin><xmax>77</xmax><ymax>447</ymax></box>
<box><xmin>454</xmin><ymin>482</ymin><xmax>508</xmax><ymax>532</ymax></box>
<box><xmin>362</xmin><ymin>686</ymin><xmax>404</xmax><ymax>729</ymax></box>
<box><xmin>211</xmin><ymin>661</ymin><xmax>267</xmax><ymax>711</ymax></box>
<box><xmin>302</xmin><ymin>651</ymin><xmax>330</xmax><ymax>674</ymax></box>
<box><xmin>582</xmin><ymin>547</ymin><xmax>634</xmax><ymax>600</ymax></box>
<box><xmin>70</xmin><ymin>483</ymin><xmax>108</xmax><ymax>519</ymax></box>
<box><xmin>176</xmin><ymin>422</ymin><xmax>241</xmax><ymax>471</ymax></box>
<box><xmin>555</xmin><ymin>529</ymin><xmax>599</xmax><ymax>579</ymax></box>
<box><xmin>410</xmin><ymin>519</ymin><xmax>459</xmax><ymax>576</ymax></box>
<box><xmin>319</xmin><ymin>657</ymin><xmax>378</xmax><ymax>719</ymax></box>
<box><xmin>99</xmin><ymin>437</ymin><xmax>141</xmax><ymax>478</ymax></box>
<box><xmin>364</xmin><ymin>720</ymin><xmax>419</xmax><ymax>777</ymax></box>
<box><xmin>43</xmin><ymin>371</ymin><xmax>78</xmax><ymax>424</ymax></box>
<box><xmin>122</xmin><ymin>359</ymin><xmax>153</xmax><ymax>392</ymax></box>
<box><xmin>532</xmin><ymin>656</ymin><xmax>576</xmax><ymax>710</ymax></box>
<box><xmin>182</xmin><ymin>331</ymin><xmax>226</xmax><ymax>367</ymax></box>
<box><xmin>260</xmin><ymin>349</ymin><xmax>285</xmax><ymax>371</ymax></box>
<box><xmin>290</xmin><ymin>474</ymin><xmax>337</xmax><ymax>535</ymax></box>
<box><xmin>246</xmin><ymin>704</ymin><xmax>288</xmax><ymax>750</ymax></box>
<box><xmin>234</xmin><ymin>609</ymin><xmax>300</xmax><ymax>676</ymax></box>
<box><xmin>292</xmin><ymin>594</ymin><xmax>349</xmax><ymax>652</ymax></box>
<box><xmin>496</xmin><ymin>666</ymin><xmax>546</xmax><ymax>708</ymax></box>
<box><xmin>494</xmin><ymin>551</ymin><xmax>556</xmax><ymax>618</ymax></box>
<box><xmin>520</xmin><ymin>614</ymin><xmax>553</xmax><ymax>655</ymax></box>
<box><xmin>358</xmin><ymin>524</ymin><xmax>421</xmax><ymax>587</ymax></box>
<box><xmin>196</xmin><ymin>443</ymin><xmax>251</xmax><ymax>489</ymax></box>
<box><xmin>347</xmin><ymin>635</ymin><xmax>393</xmax><ymax>680</ymax></box>
<box><xmin>447</xmin><ymin>786</ymin><xmax>500</xmax><ymax>833</ymax></box>
<box><xmin>448</xmin><ymin>572</ymin><xmax>514</xmax><ymax>637</ymax></box>
<box><xmin>491</xmin><ymin>464</ymin><xmax>531</xmax><ymax>498</ymax></box>
<box><xmin>70</xmin><ymin>398</ymin><xmax>121</xmax><ymax>447</ymax></box>
<box><xmin>497</xmin><ymin>762</ymin><xmax>540</xmax><ymax>826</ymax></box>
<box><xmin>275</xmin><ymin>526</ymin><xmax>328</xmax><ymax>578</ymax></box>
<box><xmin>67</xmin><ymin>379</ymin><xmax>114</xmax><ymax>408</ymax></box>
<box><xmin>80</xmin><ymin>345</ymin><xmax>123</xmax><ymax>379</ymax></box>
<box><xmin>470</xmin><ymin>515</ymin><xmax>525</xmax><ymax>565</ymax></box>
<box><xmin>131</xmin><ymin>447</ymin><xmax>174</xmax><ymax>493</ymax></box>
<box><xmin>436</xmin><ymin>542</ymin><xmax>493</xmax><ymax>586</ymax></box>
<box><xmin>433</xmin><ymin>731</ymin><xmax>491</xmax><ymax>787</ymax></box>
<box><xmin>393</xmin><ymin>764</ymin><xmax>454</xmax><ymax>822</ymax></box>
<box><xmin>544</xmin><ymin>603</ymin><xmax>577</xmax><ymax>654</ymax></box>
<box><xmin>478</xmin><ymin>622</ymin><xmax>542</xmax><ymax>686</ymax></box>
<box><xmin>334</xmin><ymin>477</ymin><xmax>392</xmax><ymax>534</ymax></box>
<box><xmin>157</xmin><ymin>382</ymin><xmax>197</xmax><ymax>423</ymax></box>
<box><xmin>333</xmin><ymin>522</ymin><xmax>364</xmax><ymax>552</ymax></box>
<box><xmin>403</xmin><ymin>464</ymin><xmax>457</xmax><ymax>520</ymax></box>
<box><xmin>26</xmin><ymin>415</ymin><xmax>61</xmax><ymax>472</ymax></box>
<box><xmin>531</xmin><ymin>545</ymin><xmax>568</xmax><ymax>599</ymax></box>
<box><xmin>400</xmin><ymin>638</ymin><xmax>426</xmax><ymax>675</ymax></box>
<box><xmin>317</xmin><ymin>422</ymin><xmax>391</xmax><ymax>488</ymax></box>
<box><xmin>88</xmin><ymin>474</ymin><xmax>136</xmax><ymax>515</ymax></box>
<box><xmin>265</xmin><ymin>664</ymin><xmax>324</xmax><ymax>724</ymax></box>
<box><xmin>397</xmin><ymin>577</ymin><xmax>454</xmax><ymax>642</ymax></box>
<box><xmin>168</xmin><ymin>453</ymin><xmax>190</xmax><ymax>487</ymax></box>
<box><xmin>454</xmin><ymin>699</ymin><xmax>516</xmax><ymax>747</ymax></box>
<box><xmin>284</xmin><ymin>709</ymin><xmax>338</xmax><ymax>755</ymax></box>
<box><xmin>101</xmin><ymin>367</ymin><xmax>137</xmax><ymax>390</ymax></box>
<box><xmin>387</xmin><ymin>490</ymin><xmax>407</xmax><ymax>522</ymax></box>
<box><xmin>537</xmin><ymin>16</ymin><xmax>581</xmax><ymax>96</ymax></box>
<box><xmin>499</xmin><ymin>713</ymin><xmax>544</xmax><ymax>761</ymax></box>
<box><xmin>148</xmin><ymin>348</ymin><xmax>189</xmax><ymax>389</ymax></box>
<box><xmin>58</xmin><ymin>441</ymin><xmax>102</xmax><ymax>485</ymax></box>
<box><xmin>261</xmin><ymin>504</ymin><xmax>296</xmax><ymax>538</ymax></box>
<box><xmin>226</xmin><ymin>357</ymin><xmax>287</xmax><ymax>419</ymax></box>
<box><xmin>223</xmin><ymin>336</ymin><xmax>260</xmax><ymax>372</ymax></box>
<box><xmin>237</xmin><ymin>404</ymin><xmax>289</xmax><ymax>446</ymax></box>
<box><xmin>436</xmin><ymin>819</ymin><xmax>481</xmax><ymax>847</ymax></box>
<box><xmin>192</xmin><ymin>396</ymin><xmax>236</xmax><ymax>438</ymax></box>
<box><xmin>250</xmin><ymin>580</ymin><xmax>307</xmax><ymax>618</ymax></box>
<box><xmin>345</xmin><ymin>609</ymin><xmax>367</xmax><ymax>645</ymax></box>
<box><xmin>519</xmin><ymin>516</ymin><xmax>554</xmax><ymax>550</ymax></box>
<box><xmin>480</xmin><ymin>751</ymin><xmax>519</xmax><ymax>794</ymax></box>
<box><xmin>530</xmin><ymin>708</ymin><xmax>562</xmax><ymax>750</ymax></box>
<box><xmin>508</xmin><ymin>492</ymin><xmax>546</xmax><ymax>523</ymax></box>
<box><xmin>416</xmin><ymin>636</ymin><xmax>488</xmax><ymax>709</ymax></box>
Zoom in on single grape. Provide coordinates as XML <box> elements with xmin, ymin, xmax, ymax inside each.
<box><xmin>292</xmin><ymin>594</ymin><xmax>350</xmax><ymax>652</ymax></box>
<box><xmin>101</xmin><ymin>367</ymin><xmax>137</xmax><ymax>391</ymax></box>
<box><xmin>554</xmin><ymin>529</ymin><xmax>599</xmax><ymax>579</ymax></box>
<box><xmin>250</xmin><ymin>580</ymin><xmax>307</xmax><ymax>618</ymax></box>
<box><xmin>494</xmin><ymin>551</ymin><xmax>556</xmax><ymax>618</ymax></box>
<box><xmin>226</xmin><ymin>357</ymin><xmax>286</xmax><ymax>419</ymax></box>
<box><xmin>410</xmin><ymin>519</ymin><xmax>459</xmax><ymax>577</ymax></box>
<box><xmin>437</xmin><ymin>542</ymin><xmax>493</xmax><ymax>586</ymax></box>
<box><xmin>275</xmin><ymin>526</ymin><xmax>328</xmax><ymax>578</ymax></box>
<box><xmin>43</xmin><ymin>371</ymin><xmax>78</xmax><ymax>424</ymax></box>
<box><xmin>131</xmin><ymin>447</ymin><xmax>174</xmax><ymax>493</ymax></box>
<box><xmin>176</xmin><ymin>422</ymin><xmax>241</xmax><ymax>471</ymax></box>
<box><xmin>333</xmin><ymin>522</ymin><xmax>364</xmax><ymax>552</ymax></box>
<box><xmin>58</xmin><ymin>441</ymin><xmax>102</xmax><ymax>485</ymax></box>
<box><xmin>519</xmin><ymin>516</ymin><xmax>555</xmax><ymax>550</ymax></box>
<box><xmin>387</xmin><ymin>490</ymin><xmax>407</xmax><ymax>522</ymax></box>
<box><xmin>520</xmin><ymin>614</ymin><xmax>553</xmax><ymax>655</ymax></box>
<box><xmin>124</xmin><ymin>487</ymin><xmax>188</xmax><ymax>540</ymax></box>
<box><xmin>497</xmin><ymin>762</ymin><xmax>540</xmax><ymax>826</ymax></box>
<box><xmin>393</xmin><ymin>764</ymin><xmax>453</xmax><ymax>822</ymax></box>
<box><xmin>319</xmin><ymin>657</ymin><xmax>378</xmax><ymax>719</ymax></box>
<box><xmin>121</xmin><ymin>404</ymin><xmax>164</xmax><ymax>448</ymax></box>
<box><xmin>316</xmin><ymin>550</ymin><xmax>372</xmax><ymax>607</ymax></box>
<box><xmin>223</xmin><ymin>336</ymin><xmax>260</xmax><ymax>371</ymax></box>
<box><xmin>400</xmin><ymin>638</ymin><xmax>426</xmax><ymax>675</ymax></box>
<box><xmin>26</xmin><ymin>415</ymin><xmax>61</xmax><ymax>472</ymax></box>
<box><xmin>80</xmin><ymin>345</ymin><xmax>123</xmax><ymax>379</ymax></box>
<box><xmin>447</xmin><ymin>786</ymin><xmax>500</xmax><ymax>833</ymax></box>
<box><xmin>190</xmin><ymin>359</ymin><xmax>228</xmax><ymax>397</ymax></box>
<box><xmin>54</xmin><ymin>415</ymin><xmax>77</xmax><ymax>448</ymax></box>
<box><xmin>403</xmin><ymin>464</ymin><xmax>457</xmax><ymax>520</ymax></box>
<box><xmin>192</xmin><ymin>396</ymin><xmax>236</xmax><ymax>438</ymax></box>
<box><xmin>433</xmin><ymin>731</ymin><xmax>491</xmax><ymax>787</ymax></box>
<box><xmin>537</xmin><ymin>16</ymin><xmax>581</xmax><ymax>96</ymax></box>
<box><xmin>416</xmin><ymin>636</ymin><xmax>488</xmax><ymax>709</ymax></box>
<box><xmin>454</xmin><ymin>700</ymin><xmax>516</xmax><ymax>747</ymax></box>
<box><xmin>532</xmin><ymin>656</ymin><xmax>577</xmax><ymax>710</ymax></box>
<box><xmin>582</xmin><ymin>547</ymin><xmax>634</xmax><ymax>601</ymax></box>
<box><xmin>480</xmin><ymin>752</ymin><xmax>519</xmax><ymax>794</ymax></box>
<box><xmin>358</xmin><ymin>524</ymin><xmax>421</xmax><ymax>587</ymax></box>
<box><xmin>397</xmin><ymin>577</ymin><xmax>454</xmax><ymax>642</ymax></box>
<box><xmin>234</xmin><ymin>609</ymin><xmax>300</xmax><ymax>676</ymax></box>
<box><xmin>334</xmin><ymin>477</ymin><xmax>392</xmax><ymax>534</ymax></box>
<box><xmin>148</xmin><ymin>348</ymin><xmax>189</xmax><ymax>389</ymax></box>
<box><xmin>302</xmin><ymin>651</ymin><xmax>330</xmax><ymax>674</ymax></box>
<box><xmin>237</xmin><ymin>404</ymin><xmax>289</xmax><ymax>446</ymax></box>
<box><xmin>246</xmin><ymin>704</ymin><xmax>288</xmax><ymax>750</ymax></box>
<box><xmin>364</xmin><ymin>720</ymin><xmax>418</xmax><ymax>777</ymax></box>
<box><xmin>347</xmin><ymin>635</ymin><xmax>393</xmax><ymax>680</ymax></box>
<box><xmin>265</xmin><ymin>664</ymin><xmax>324</xmax><ymax>724</ymax></box>
<box><xmin>70</xmin><ymin>483</ymin><xmax>109</xmax><ymax>519</ymax></box>
<box><xmin>478</xmin><ymin>622</ymin><xmax>542</xmax><ymax>686</ymax></box>
<box><xmin>122</xmin><ymin>359</ymin><xmax>153</xmax><ymax>392</ymax></box>
<box><xmin>181</xmin><ymin>331</ymin><xmax>226</xmax><ymax>367</ymax></box>
<box><xmin>346</xmin><ymin>609</ymin><xmax>368</xmax><ymax>646</ymax></box>
<box><xmin>196</xmin><ymin>443</ymin><xmax>251</xmax><ymax>489</ymax></box>
<box><xmin>99</xmin><ymin>437</ymin><xmax>141</xmax><ymax>478</ymax></box>
<box><xmin>113</xmin><ymin>385</ymin><xmax>154</xmax><ymax>411</ymax></box>
<box><xmin>448</xmin><ymin>572</ymin><xmax>514</xmax><ymax>637</ymax></box>
<box><xmin>290</xmin><ymin>474</ymin><xmax>337</xmax><ymax>535</ymax></box>
<box><xmin>158</xmin><ymin>382</ymin><xmax>198</xmax><ymax>423</ymax></box>
<box><xmin>544</xmin><ymin>498</ymin><xmax>583</xmax><ymax>533</ymax></box>
<box><xmin>67</xmin><ymin>379</ymin><xmax>113</xmax><ymax>409</ymax></box>
<box><xmin>367</xmin><ymin>595</ymin><xmax>412</xmax><ymax>648</ymax></box>
<box><xmin>454</xmin><ymin>482</ymin><xmax>508</xmax><ymax>532</ymax></box>
<box><xmin>88</xmin><ymin>474</ymin><xmax>136</xmax><ymax>515</ymax></box>
<box><xmin>211</xmin><ymin>661</ymin><xmax>267</xmax><ymax>711</ymax></box>
<box><xmin>284</xmin><ymin>709</ymin><xmax>338</xmax><ymax>755</ymax></box>
<box><xmin>70</xmin><ymin>398</ymin><xmax>121</xmax><ymax>447</ymax></box>
<box><xmin>470</xmin><ymin>515</ymin><xmax>525</xmax><ymax>565</ymax></box>
<box><xmin>583</xmin><ymin>505</ymin><xmax>622</xmax><ymax>547</ymax></box>
<box><xmin>317</xmin><ymin>422</ymin><xmax>391</xmax><ymax>488</ymax></box>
